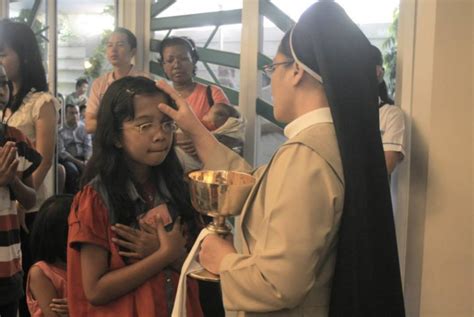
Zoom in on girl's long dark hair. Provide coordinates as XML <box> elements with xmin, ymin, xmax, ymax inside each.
<box><xmin>81</xmin><ymin>76</ymin><xmax>197</xmax><ymax>234</ymax></box>
<box><xmin>30</xmin><ymin>195</ymin><xmax>74</xmax><ymax>264</ymax></box>
<box><xmin>0</xmin><ymin>20</ymin><xmax>48</xmax><ymax>114</ymax></box>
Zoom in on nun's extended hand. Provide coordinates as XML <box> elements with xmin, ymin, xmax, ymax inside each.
<box><xmin>156</xmin><ymin>80</ymin><xmax>208</xmax><ymax>138</ymax></box>
<box><xmin>199</xmin><ymin>234</ymin><xmax>236</xmax><ymax>275</ymax></box>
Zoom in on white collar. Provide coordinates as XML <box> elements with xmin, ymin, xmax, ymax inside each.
<box><xmin>284</xmin><ymin>107</ymin><xmax>333</xmax><ymax>139</ymax></box>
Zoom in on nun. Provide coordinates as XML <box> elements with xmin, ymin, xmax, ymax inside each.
<box><xmin>158</xmin><ymin>1</ymin><xmax>405</xmax><ymax>316</ymax></box>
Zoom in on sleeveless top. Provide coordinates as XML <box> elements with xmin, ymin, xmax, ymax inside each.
<box><xmin>26</xmin><ymin>261</ymin><xmax>67</xmax><ymax>317</ymax></box>
<box><xmin>3</xmin><ymin>91</ymin><xmax>60</xmax><ymax>212</ymax></box>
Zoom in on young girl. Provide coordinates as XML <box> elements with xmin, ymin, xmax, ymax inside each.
<box><xmin>67</xmin><ymin>76</ymin><xmax>203</xmax><ymax>316</ymax></box>
<box><xmin>0</xmin><ymin>65</ymin><xmax>41</xmax><ymax>317</ymax></box>
<box><xmin>27</xmin><ymin>195</ymin><xmax>73</xmax><ymax>317</ymax></box>
<box><xmin>0</xmin><ymin>21</ymin><xmax>59</xmax><ymax>316</ymax></box>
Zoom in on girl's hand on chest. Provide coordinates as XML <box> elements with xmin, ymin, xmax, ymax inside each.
<box><xmin>111</xmin><ymin>222</ymin><xmax>160</xmax><ymax>261</ymax></box>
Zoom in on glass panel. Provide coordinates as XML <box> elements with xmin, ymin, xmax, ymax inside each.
<box><xmin>9</xmin><ymin>0</ymin><xmax>36</xmax><ymax>19</ymax></box>
<box><xmin>57</xmin><ymin>0</ymin><xmax>116</xmax><ymax>99</ymax></box>
<box><xmin>158</xmin><ymin>0</ymin><xmax>242</xmax><ymax>17</ymax></box>
<box><xmin>256</xmin><ymin>0</ymin><xmax>400</xmax><ymax>165</ymax></box>
<box><xmin>151</xmin><ymin>1</ymin><xmax>242</xmax><ymax>98</ymax></box>
<box><xmin>269</xmin><ymin>0</ymin><xmax>399</xmax><ymax>92</ymax></box>
<box><xmin>203</xmin><ymin>24</ymin><xmax>242</xmax><ymax>54</ymax></box>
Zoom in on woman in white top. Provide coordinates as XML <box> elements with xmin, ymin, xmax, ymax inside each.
<box><xmin>0</xmin><ymin>19</ymin><xmax>59</xmax><ymax>316</ymax></box>
<box><xmin>371</xmin><ymin>45</ymin><xmax>406</xmax><ymax>174</ymax></box>
<box><xmin>85</xmin><ymin>27</ymin><xmax>150</xmax><ymax>133</ymax></box>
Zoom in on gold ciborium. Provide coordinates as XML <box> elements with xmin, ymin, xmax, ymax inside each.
<box><xmin>187</xmin><ymin>170</ymin><xmax>256</xmax><ymax>281</ymax></box>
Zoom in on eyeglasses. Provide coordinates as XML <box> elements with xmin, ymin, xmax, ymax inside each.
<box><xmin>263</xmin><ymin>60</ymin><xmax>294</xmax><ymax>77</ymax></box>
<box><xmin>123</xmin><ymin>120</ymin><xmax>178</xmax><ymax>135</ymax></box>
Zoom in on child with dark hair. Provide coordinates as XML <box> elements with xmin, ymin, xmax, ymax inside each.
<box><xmin>0</xmin><ymin>65</ymin><xmax>41</xmax><ymax>317</ymax></box>
<box><xmin>201</xmin><ymin>103</ymin><xmax>240</xmax><ymax>132</ymax></box>
<box><xmin>67</xmin><ymin>76</ymin><xmax>203</xmax><ymax>316</ymax></box>
<box><xmin>201</xmin><ymin>103</ymin><xmax>245</xmax><ymax>155</ymax></box>
<box><xmin>26</xmin><ymin>194</ymin><xmax>73</xmax><ymax>317</ymax></box>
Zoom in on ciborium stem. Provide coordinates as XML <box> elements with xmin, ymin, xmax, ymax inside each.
<box><xmin>208</xmin><ymin>216</ymin><xmax>232</xmax><ymax>235</ymax></box>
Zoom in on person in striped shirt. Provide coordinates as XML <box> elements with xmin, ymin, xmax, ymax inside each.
<box><xmin>0</xmin><ymin>65</ymin><xmax>41</xmax><ymax>317</ymax></box>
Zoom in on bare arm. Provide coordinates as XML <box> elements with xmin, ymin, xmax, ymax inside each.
<box><xmin>11</xmin><ymin>174</ymin><xmax>36</xmax><ymax>210</ymax></box>
<box><xmin>81</xmin><ymin>218</ymin><xmax>186</xmax><ymax>305</ymax></box>
<box><xmin>33</xmin><ymin>101</ymin><xmax>57</xmax><ymax>190</ymax></box>
<box><xmin>84</xmin><ymin>112</ymin><xmax>97</xmax><ymax>134</ymax></box>
<box><xmin>384</xmin><ymin>151</ymin><xmax>403</xmax><ymax>175</ymax></box>
<box><xmin>28</xmin><ymin>266</ymin><xmax>62</xmax><ymax>317</ymax></box>
<box><xmin>85</xmin><ymin>79</ymin><xmax>100</xmax><ymax>134</ymax></box>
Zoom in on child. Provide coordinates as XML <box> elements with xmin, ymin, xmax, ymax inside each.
<box><xmin>0</xmin><ymin>65</ymin><xmax>41</xmax><ymax>317</ymax></box>
<box><xmin>175</xmin><ymin>101</ymin><xmax>245</xmax><ymax>168</ymax></box>
<box><xmin>201</xmin><ymin>102</ymin><xmax>240</xmax><ymax>132</ymax></box>
<box><xmin>201</xmin><ymin>103</ymin><xmax>245</xmax><ymax>155</ymax></box>
<box><xmin>67</xmin><ymin>76</ymin><xmax>203</xmax><ymax>316</ymax></box>
<box><xmin>27</xmin><ymin>195</ymin><xmax>73</xmax><ymax>317</ymax></box>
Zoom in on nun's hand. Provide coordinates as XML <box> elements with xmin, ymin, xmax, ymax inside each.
<box><xmin>199</xmin><ymin>234</ymin><xmax>236</xmax><ymax>275</ymax></box>
<box><xmin>156</xmin><ymin>80</ymin><xmax>207</xmax><ymax>137</ymax></box>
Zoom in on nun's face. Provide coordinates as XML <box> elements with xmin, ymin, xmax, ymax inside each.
<box><xmin>270</xmin><ymin>53</ymin><xmax>294</xmax><ymax>123</ymax></box>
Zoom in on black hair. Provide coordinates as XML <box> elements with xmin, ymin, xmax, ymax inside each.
<box><xmin>30</xmin><ymin>195</ymin><xmax>74</xmax><ymax>264</ymax></box>
<box><xmin>75</xmin><ymin>78</ymin><xmax>89</xmax><ymax>89</ymax></box>
<box><xmin>159</xmin><ymin>36</ymin><xmax>199</xmax><ymax>76</ymax></box>
<box><xmin>79</xmin><ymin>104</ymin><xmax>86</xmax><ymax>112</ymax></box>
<box><xmin>113</xmin><ymin>27</ymin><xmax>137</xmax><ymax>50</ymax></box>
<box><xmin>81</xmin><ymin>76</ymin><xmax>198</xmax><ymax>235</ymax></box>
<box><xmin>0</xmin><ymin>20</ymin><xmax>48</xmax><ymax>114</ymax></box>
<box><xmin>370</xmin><ymin>45</ymin><xmax>394</xmax><ymax>106</ymax></box>
<box><xmin>65</xmin><ymin>103</ymin><xmax>78</xmax><ymax>111</ymax></box>
<box><xmin>5</xmin><ymin>80</ymin><xmax>13</xmax><ymax>108</ymax></box>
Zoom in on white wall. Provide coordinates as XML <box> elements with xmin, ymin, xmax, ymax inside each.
<box><xmin>397</xmin><ymin>0</ymin><xmax>473</xmax><ymax>315</ymax></box>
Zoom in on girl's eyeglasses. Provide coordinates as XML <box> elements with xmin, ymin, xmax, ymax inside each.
<box><xmin>123</xmin><ymin>120</ymin><xmax>178</xmax><ymax>135</ymax></box>
<box><xmin>263</xmin><ymin>60</ymin><xmax>295</xmax><ymax>77</ymax></box>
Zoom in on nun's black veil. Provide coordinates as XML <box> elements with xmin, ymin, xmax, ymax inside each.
<box><xmin>291</xmin><ymin>1</ymin><xmax>405</xmax><ymax>315</ymax></box>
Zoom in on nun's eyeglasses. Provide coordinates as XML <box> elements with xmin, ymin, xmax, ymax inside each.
<box><xmin>263</xmin><ymin>60</ymin><xmax>294</xmax><ymax>77</ymax></box>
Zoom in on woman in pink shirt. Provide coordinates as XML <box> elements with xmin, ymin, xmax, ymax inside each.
<box><xmin>85</xmin><ymin>28</ymin><xmax>150</xmax><ymax>133</ymax></box>
<box><xmin>159</xmin><ymin>36</ymin><xmax>229</xmax><ymax>121</ymax></box>
<box><xmin>159</xmin><ymin>37</ymin><xmax>232</xmax><ymax>168</ymax></box>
